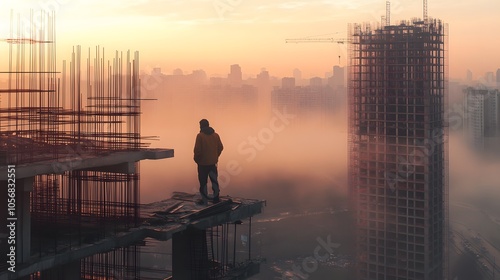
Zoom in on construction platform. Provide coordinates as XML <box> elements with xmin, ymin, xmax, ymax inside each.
<box><xmin>1</xmin><ymin>192</ymin><xmax>265</xmax><ymax>280</ymax></box>
<box><xmin>141</xmin><ymin>192</ymin><xmax>265</xmax><ymax>238</ymax></box>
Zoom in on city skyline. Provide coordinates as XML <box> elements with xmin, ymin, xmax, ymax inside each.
<box><xmin>1</xmin><ymin>1</ymin><xmax>500</xmax><ymax>279</ymax></box>
<box><xmin>0</xmin><ymin>0</ymin><xmax>499</xmax><ymax>79</ymax></box>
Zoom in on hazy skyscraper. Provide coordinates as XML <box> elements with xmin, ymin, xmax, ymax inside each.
<box><xmin>309</xmin><ymin>77</ymin><xmax>323</xmax><ymax>88</ymax></box>
<box><xmin>463</xmin><ymin>87</ymin><xmax>500</xmax><ymax>152</ymax></box>
<box><xmin>332</xmin><ymin>66</ymin><xmax>345</xmax><ymax>89</ymax></box>
<box><xmin>496</xmin><ymin>68</ymin><xmax>500</xmax><ymax>88</ymax></box>
<box><xmin>293</xmin><ymin>68</ymin><xmax>302</xmax><ymax>82</ymax></box>
<box><xmin>281</xmin><ymin>77</ymin><xmax>295</xmax><ymax>89</ymax></box>
<box><xmin>257</xmin><ymin>68</ymin><xmax>270</xmax><ymax>83</ymax></box>
<box><xmin>228</xmin><ymin>64</ymin><xmax>242</xmax><ymax>87</ymax></box>
<box><xmin>485</xmin><ymin>71</ymin><xmax>495</xmax><ymax>85</ymax></box>
<box><xmin>466</xmin><ymin>69</ymin><xmax>473</xmax><ymax>83</ymax></box>
<box><xmin>191</xmin><ymin>69</ymin><xmax>207</xmax><ymax>84</ymax></box>
<box><xmin>272</xmin><ymin>77</ymin><xmax>334</xmax><ymax>125</ymax></box>
<box><xmin>348</xmin><ymin>18</ymin><xmax>448</xmax><ymax>280</ymax></box>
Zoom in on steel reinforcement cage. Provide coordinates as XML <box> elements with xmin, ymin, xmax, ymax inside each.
<box><xmin>0</xmin><ymin>11</ymin><xmax>154</xmax><ymax>278</ymax></box>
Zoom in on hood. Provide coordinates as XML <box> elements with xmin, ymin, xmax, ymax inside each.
<box><xmin>201</xmin><ymin>126</ymin><xmax>215</xmax><ymax>135</ymax></box>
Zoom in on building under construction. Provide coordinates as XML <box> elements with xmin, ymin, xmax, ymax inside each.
<box><xmin>348</xmin><ymin>12</ymin><xmax>448</xmax><ymax>280</ymax></box>
<box><xmin>0</xmin><ymin>11</ymin><xmax>264</xmax><ymax>280</ymax></box>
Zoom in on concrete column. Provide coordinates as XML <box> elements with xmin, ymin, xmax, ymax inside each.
<box><xmin>172</xmin><ymin>227</ymin><xmax>209</xmax><ymax>280</ymax></box>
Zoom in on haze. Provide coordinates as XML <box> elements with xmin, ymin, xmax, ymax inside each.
<box><xmin>2</xmin><ymin>1</ymin><xmax>500</xmax><ymax>278</ymax></box>
<box><xmin>1</xmin><ymin>0</ymin><xmax>500</xmax><ymax>79</ymax></box>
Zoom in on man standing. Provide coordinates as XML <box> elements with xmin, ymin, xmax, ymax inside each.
<box><xmin>194</xmin><ymin>119</ymin><xmax>224</xmax><ymax>204</ymax></box>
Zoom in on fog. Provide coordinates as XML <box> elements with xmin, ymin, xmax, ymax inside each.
<box><xmin>139</xmin><ymin>83</ymin><xmax>349</xmax><ymax>215</ymax></box>
<box><xmin>138</xmin><ymin>80</ymin><xmax>500</xmax><ymax>209</ymax></box>
<box><xmin>135</xmin><ymin>75</ymin><xmax>500</xmax><ymax>278</ymax></box>
<box><xmin>450</xmin><ymin>131</ymin><xmax>500</xmax><ymax>196</ymax></box>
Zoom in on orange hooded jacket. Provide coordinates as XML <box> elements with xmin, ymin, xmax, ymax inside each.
<box><xmin>194</xmin><ymin>126</ymin><xmax>223</xmax><ymax>165</ymax></box>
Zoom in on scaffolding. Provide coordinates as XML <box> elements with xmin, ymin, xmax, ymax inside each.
<box><xmin>0</xmin><ymin>12</ymin><xmax>151</xmax><ymax>166</ymax></box>
<box><xmin>0</xmin><ymin>11</ymin><xmax>154</xmax><ymax>279</ymax></box>
<box><xmin>348</xmin><ymin>18</ymin><xmax>448</xmax><ymax>280</ymax></box>
<box><xmin>30</xmin><ymin>170</ymin><xmax>141</xmax><ymax>258</ymax></box>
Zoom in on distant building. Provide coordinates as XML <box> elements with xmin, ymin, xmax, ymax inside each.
<box><xmin>201</xmin><ymin>84</ymin><xmax>258</xmax><ymax>113</ymax></box>
<box><xmin>324</xmin><ymin>70</ymin><xmax>333</xmax><ymax>79</ymax></box>
<box><xmin>466</xmin><ymin>69</ymin><xmax>473</xmax><ymax>83</ymax></box>
<box><xmin>271</xmin><ymin>81</ymin><xmax>335</xmax><ymax>125</ymax></box>
<box><xmin>328</xmin><ymin>66</ymin><xmax>345</xmax><ymax>89</ymax></box>
<box><xmin>309</xmin><ymin>77</ymin><xmax>323</xmax><ymax>88</ymax></box>
<box><xmin>281</xmin><ymin>77</ymin><xmax>295</xmax><ymax>89</ymax></box>
<box><xmin>152</xmin><ymin>67</ymin><xmax>162</xmax><ymax>75</ymax></box>
<box><xmin>496</xmin><ymin>69</ymin><xmax>500</xmax><ymax>88</ymax></box>
<box><xmin>485</xmin><ymin>72</ymin><xmax>495</xmax><ymax>85</ymax></box>
<box><xmin>256</xmin><ymin>68</ymin><xmax>270</xmax><ymax>84</ymax></box>
<box><xmin>209</xmin><ymin>77</ymin><xmax>226</xmax><ymax>87</ymax></box>
<box><xmin>463</xmin><ymin>87</ymin><xmax>500</xmax><ymax>153</ymax></box>
<box><xmin>324</xmin><ymin>66</ymin><xmax>347</xmax><ymax>107</ymax></box>
<box><xmin>228</xmin><ymin>64</ymin><xmax>242</xmax><ymax>87</ymax></box>
<box><xmin>191</xmin><ymin>69</ymin><xmax>207</xmax><ymax>84</ymax></box>
<box><xmin>293</xmin><ymin>68</ymin><xmax>302</xmax><ymax>82</ymax></box>
<box><xmin>173</xmin><ymin>68</ymin><xmax>183</xmax><ymax>75</ymax></box>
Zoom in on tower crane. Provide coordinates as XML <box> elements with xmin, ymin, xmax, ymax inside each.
<box><xmin>285</xmin><ymin>38</ymin><xmax>349</xmax><ymax>44</ymax></box>
<box><xmin>0</xmin><ymin>39</ymin><xmax>53</xmax><ymax>44</ymax></box>
<box><xmin>285</xmin><ymin>37</ymin><xmax>350</xmax><ymax>65</ymax></box>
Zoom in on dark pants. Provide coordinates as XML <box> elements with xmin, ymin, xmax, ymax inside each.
<box><xmin>197</xmin><ymin>164</ymin><xmax>220</xmax><ymax>201</ymax></box>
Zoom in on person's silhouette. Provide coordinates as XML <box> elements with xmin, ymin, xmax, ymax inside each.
<box><xmin>193</xmin><ymin>119</ymin><xmax>223</xmax><ymax>204</ymax></box>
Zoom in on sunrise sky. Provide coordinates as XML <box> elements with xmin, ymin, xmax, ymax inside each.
<box><xmin>0</xmin><ymin>0</ymin><xmax>499</xmax><ymax>79</ymax></box>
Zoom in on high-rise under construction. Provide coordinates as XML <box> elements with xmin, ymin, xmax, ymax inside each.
<box><xmin>348</xmin><ymin>16</ymin><xmax>448</xmax><ymax>279</ymax></box>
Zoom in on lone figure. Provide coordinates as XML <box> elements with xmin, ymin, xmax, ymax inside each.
<box><xmin>194</xmin><ymin>119</ymin><xmax>223</xmax><ymax>204</ymax></box>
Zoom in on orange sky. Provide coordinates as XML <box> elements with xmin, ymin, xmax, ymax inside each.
<box><xmin>1</xmin><ymin>0</ymin><xmax>499</xmax><ymax>80</ymax></box>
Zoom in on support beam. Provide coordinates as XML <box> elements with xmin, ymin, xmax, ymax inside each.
<box><xmin>0</xmin><ymin>149</ymin><xmax>174</xmax><ymax>180</ymax></box>
<box><xmin>77</xmin><ymin>162</ymin><xmax>136</xmax><ymax>174</ymax></box>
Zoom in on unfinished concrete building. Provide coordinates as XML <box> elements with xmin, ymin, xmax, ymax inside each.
<box><xmin>0</xmin><ymin>12</ymin><xmax>264</xmax><ymax>280</ymax></box>
<box><xmin>348</xmin><ymin>17</ymin><xmax>448</xmax><ymax>279</ymax></box>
